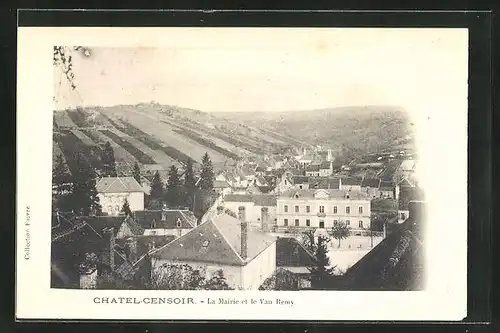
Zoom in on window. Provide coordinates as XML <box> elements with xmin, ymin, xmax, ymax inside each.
<box><xmin>108</xmin><ymin>205</ymin><xmax>112</xmax><ymax>213</ymax></box>
<box><xmin>294</xmin><ymin>205</ymin><xmax>299</xmax><ymax>213</ymax></box>
<box><xmin>176</xmin><ymin>218</ymin><xmax>181</xmax><ymax>228</ymax></box>
<box><xmin>306</xmin><ymin>219</ymin><xmax>310</xmax><ymax>227</ymax></box>
<box><xmin>358</xmin><ymin>221</ymin><xmax>363</xmax><ymax>228</ymax></box>
<box><xmin>306</xmin><ymin>205</ymin><xmax>310</xmax><ymax>213</ymax></box>
<box><xmin>284</xmin><ymin>219</ymin><xmax>289</xmax><ymax>226</ymax></box>
<box><xmin>346</xmin><ymin>220</ymin><xmax>350</xmax><ymax>226</ymax></box>
<box><xmin>284</xmin><ymin>205</ymin><xmax>288</xmax><ymax>213</ymax></box>
<box><xmin>161</xmin><ymin>211</ymin><xmax>167</xmax><ymax>220</ymax></box>
<box><xmin>346</xmin><ymin>206</ymin><xmax>351</xmax><ymax>214</ymax></box>
<box><xmin>333</xmin><ymin>206</ymin><xmax>338</xmax><ymax>214</ymax></box>
<box><xmin>295</xmin><ymin>219</ymin><xmax>299</xmax><ymax>227</ymax></box>
<box><xmin>333</xmin><ymin>220</ymin><xmax>338</xmax><ymax>227</ymax></box>
<box><xmin>358</xmin><ymin>206</ymin><xmax>363</xmax><ymax>214</ymax></box>
<box><xmin>115</xmin><ymin>205</ymin><xmax>120</xmax><ymax>214</ymax></box>
<box><xmin>299</xmin><ymin>185</ymin><xmax>303</xmax><ymax>189</ymax></box>
<box><xmin>401</xmin><ymin>212</ymin><xmax>406</xmax><ymax>220</ymax></box>
<box><xmin>319</xmin><ymin>206</ymin><xmax>325</xmax><ymax>213</ymax></box>
<box><xmin>319</xmin><ymin>221</ymin><xmax>325</xmax><ymax>228</ymax></box>
<box><xmin>284</xmin><ymin>180</ymin><xmax>287</xmax><ymax>185</ymax></box>
<box><xmin>295</xmin><ymin>194</ymin><xmax>299</xmax><ymax>199</ymax></box>
<box><xmin>202</xmin><ymin>240</ymin><xmax>210</xmax><ymax>247</ymax></box>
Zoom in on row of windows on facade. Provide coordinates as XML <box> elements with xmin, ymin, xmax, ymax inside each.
<box><xmin>283</xmin><ymin>205</ymin><xmax>364</xmax><ymax>214</ymax></box>
<box><xmin>282</xmin><ymin>218</ymin><xmax>364</xmax><ymax>228</ymax></box>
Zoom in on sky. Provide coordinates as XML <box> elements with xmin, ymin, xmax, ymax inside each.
<box><xmin>53</xmin><ymin>28</ymin><xmax>468</xmax><ymax>113</ymax></box>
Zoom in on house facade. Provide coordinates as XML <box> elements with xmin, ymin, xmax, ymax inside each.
<box><xmin>276</xmin><ymin>189</ymin><xmax>371</xmax><ymax>232</ymax></box>
<box><xmin>151</xmin><ymin>213</ymin><xmax>277</xmax><ymax>290</ymax></box>
<box><xmin>96</xmin><ymin>177</ymin><xmax>145</xmax><ymax>216</ymax></box>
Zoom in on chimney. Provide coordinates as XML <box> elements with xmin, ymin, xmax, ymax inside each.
<box><xmin>102</xmin><ymin>227</ymin><xmax>115</xmax><ymax>271</ymax></box>
<box><xmin>240</xmin><ymin>221</ymin><xmax>248</xmax><ymax>260</ymax></box>
<box><xmin>238</xmin><ymin>206</ymin><xmax>246</xmax><ymax>221</ymax></box>
<box><xmin>125</xmin><ymin>237</ymin><xmax>138</xmax><ymax>264</ymax></box>
<box><xmin>217</xmin><ymin>206</ymin><xmax>224</xmax><ymax>215</ymax></box>
<box><xmin>261</xmin><ymin>207</ymin><xmax>269</xmax><ymax>232</ymax></box>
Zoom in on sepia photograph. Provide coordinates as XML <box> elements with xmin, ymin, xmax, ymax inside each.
<box><xmin>17</xmin><ymin>26</ymin><xmax>468</xmax><ymax>320</ymax></box>
<box><xmin>51</xmin><ymin>44</ymin><xmax>425</xmax><ymax>291</ymax></box>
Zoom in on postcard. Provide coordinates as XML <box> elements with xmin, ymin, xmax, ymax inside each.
<box><xmin>16</xmin><ymin>26</ymin><xmax>468</xmax><ymax>321</ymax></box>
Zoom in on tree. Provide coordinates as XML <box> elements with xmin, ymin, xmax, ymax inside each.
<box><xmin>309</xmin><ymin>236</ymin><xmax>334</xmax><ymax>288</ymax></box>
<box><xmin>299</xmin><ymin>229</ymin><xmax>317</xmax><ymax>254</ymax></box>
<box><xmin>165</xmin><ymin>165</ymin><xmax>182</xmax><ymax>208</ymax></box>
<box><xmin>331</xmin><ymin>220</ymin><xmax>351</xmax><ymax>248</ymax></box>
<box><xmin>183</xmin><ymin>159</ymin><xmax>196</xmax><ymax>208</ymax></box>
<box><xmin>132</xmin><ymin>162</ymin><xmax>141</xmax><ymax>184</ymax></box>
<box><xmin>150</xmin><ymin>264</ymin><xmax>206</xmax><ymax>290</ymax></box>
<box><xmin>199</xmin><ymin>153</ymin><xmax>214</xmax><ymax>191</ymax></box>
<box><xmin>203</xmin><ymin>269</ymin><xmax>232</xmax><ymax>290</ymax></box>
<box><xmin>259</xmin><ymin>268</ymin><xmax>300</xmax><ymax>290</ymax></box>
<box><xmin>70</xmin><ymin>152</ymin><xmax>101</xmax><ymax>216</ymax></box>
<box><xmin>100</xmin><ymin>141</ymin><xmax>117</xmax><ymax>177</ymax></box>
<box><xmin>121</xmin><ymin>198</ymin><xmax>132</xmax><ymax>216</ymax></box>
<box><xmin>52</xmin><ymin>154</ymin><xmax>73</xmax><ymax>211</ymax></box>
<box><xmin>149</xmin><ymin>171</ymin><xmax>165</xmax><ymax>200</ymax></box>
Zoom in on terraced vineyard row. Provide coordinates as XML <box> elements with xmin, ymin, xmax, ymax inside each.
<box><xmin>99</xmin><ymin>130</ymin><xmax>157</xmax><ymax>165</ymax></box>
<box><xmin>65</xmin><ymin>108</ymin><xmax>94</xmax><ymax>128</ymax></box>
<box><xmin>53</xmin><ymin>130</ymin><xmax>102</xmax><ymax>176</ymax></box>
<box><xmin>171</xmin><ymin>127</ymin><xmax>240</xmax><ymax>160</ymax></box>
<box><xmin>99</xmin><ymin>112</ymin><xmax>196</xmax><ymax>165</ymax></box>
<box><xmin>161</xmin><ymin>118</ymin><xmax>264</xmax><ymax>155</ymax></box>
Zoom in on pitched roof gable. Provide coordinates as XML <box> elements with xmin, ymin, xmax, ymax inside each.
<box><xmin>134</xmin><ymin>210</ymin><xmax>196</xmax><ymax>229</ymax></box>
<box><xmin>341</xmin><ymin>177</ymin><xmax>363</xmax><ymax>186</ymax></box>
<box><xmin>361</xmin><ymin>178</ymin><xmax>381</xmax><ymax>188</ymax></box>
<box><xmin>151</xmin><ymin>213</ymin><xmax>276</xmax><ymax>266</ymax></box>
<box><xmin>96</xmin><ymin>176</ymin><xmax>144</xmax><ymax>193</ymax></box>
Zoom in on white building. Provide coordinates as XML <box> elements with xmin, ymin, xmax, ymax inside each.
<box><xmin>151</xmin><ymin>213</ymin><xmax>277</xmax><ymax>290</ymax></box>
<box><xmin>96</xmin><ymin>177</ymin><xmax>145</xmax><ymax>216</ymax></box>
<box><xmin>277</xmin><ymin>188</ymin><xmax>371</xmax><ymax>232</ymax></box>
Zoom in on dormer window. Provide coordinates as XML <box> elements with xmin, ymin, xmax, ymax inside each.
<box><xmin>150</xmin><ymin>219</ymin><xmax>156</xmax><ymax>229</ymax></box>
<box><xmin>176</xmin><ymin>218</ymin><xmax>181</xmax><ymax>228</ymax></box>
<box><xmin>161</xmin><ymin>212</ymin><xmax>166</xmax><ymax>221</ymax></box>
<box><xmin>202</xmin><ymin>240</ymin><xmax>209</xmax><ymax>248</ymax></box>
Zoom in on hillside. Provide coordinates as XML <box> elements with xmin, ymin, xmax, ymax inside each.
<box><xmin>52</xmin><ymin>103</ymin><xmax>414</xmax><ymax>179</ymax></box>
<box><xmin>216</xmin><ymin>106</ymin><xmax>415</xmax><ymax>156</ymax></box>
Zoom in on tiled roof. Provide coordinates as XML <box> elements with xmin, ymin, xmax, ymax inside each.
<box><xmin>82</xmin><ymin>216</ymin><xmax>127</xmax><ymax>236</ymax></box>
<box><xmin>306</xmin><ymin>164</ymin><xmax>320</xmax><ymax>172</ymax></box>
<box><xmin>361</xmin><ymin>178</ymin><xmax>381</xmax><ymax>188</ymax></box>
<box><xmin>280</xmin><ymin>188</ymin><xmax>369</xmax><ymax>200</ymax></box>
<box><xmin>308</xmin><ymin>177</ymin><xmax>340</xmax><ymax>190</ymax></box>
<box><xmin>224</xmin><ymin>194</ymin><xmax>254</xmax><ymax>203</ymax></box>
<box><xmin>276</xmin><ymin>237</ymin><xmax>317</xmax><ymax>267</ymax></box>
<box><xmin>379</xmin><ymin>180</ymin><xmax>394</xmax><ymax>191</ymax></box>
<box><xmin>213</xmin><ymin>180</ymin><xmax>230</xmax><ymax>188</ymax></box>
<box><xmin>293</xmin><ymin>176</ymin><xmax>309</xmax><ymax>184</ymax></box>
<box><xmin>300</xmin><ymin>154</ymin><xmax>314</xmax><ymax>161</ymax></box>
<box><xmin>341</xmin><ymin>203</ymin><xmax>425</xmax><ymax>290</ymax></box>
<box><xmin>398</xmin><ymin>186</ymin><xmax>425</xmax><ymax>210</ymax></box>
<box><xmin>341</xmin><ymin>177</ymin><xmax>363</xmax><ymax>186</ymax></box>
<box><xmin>134</xmin><ymin>210</ymin><xmax>197</xmax><ymax>229</ymax></box>
<box><xmin>152</xmin><ymin>213</ymin><xmax>276</xmax><ymax>266</ymax></box>
<box><xmin>319</xmin><ymin>161</ymin><xmax>332</xmax><ymax>170</ymax></box>
<box><xmin>253</xmin><ymin>195</ymin><xmax>278</xmax><ymax>207</ymax></box>
<box><xmin>224</xmin><ymin>194</ymin><xmax>277</xmax><ymax>207</ymax></box>
<box><xmin>255</xmin><ymin>175</ymin><xmax>269</xmax><ymax>186</ymax></box>
<box><xmin>96</xmin><ymin>177</ymin><xmax>144</xmax><ymax>193</ymax></box>
<box><xmin>398</xmin><ymin>178</ymin><xmax>415</xmax><ymax>187</ymax></box>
